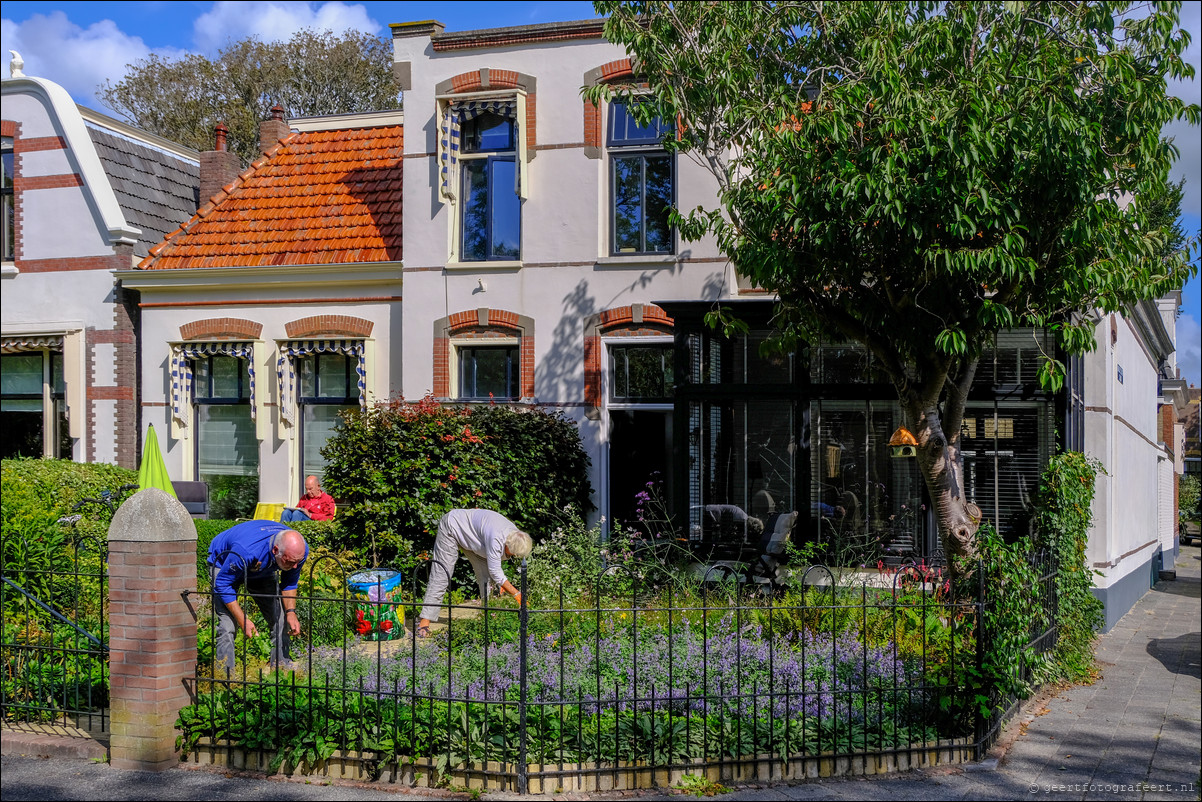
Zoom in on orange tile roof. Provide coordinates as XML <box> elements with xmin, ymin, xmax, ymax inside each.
<box><xmin>138</xmin><ymin>126</ymin><xmax>403</xmax><ymax>269</ymax></box>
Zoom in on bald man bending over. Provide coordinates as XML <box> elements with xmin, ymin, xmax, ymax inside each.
<box><xmin>206</xmin><ymin>520</ymin><xmax>309</xmax><ymax>673</ymax></box>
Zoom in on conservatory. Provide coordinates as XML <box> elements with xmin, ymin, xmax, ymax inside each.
<box><xmin>659</xmin><ymin>301</ymin><xmax>1059</xmax><ymax>567</ymax></box>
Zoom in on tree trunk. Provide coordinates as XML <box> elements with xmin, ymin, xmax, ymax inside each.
<box><xmin>904</xmin><ymin>402</ymin><xmax>980</xmax><ymax>573</ymax></box>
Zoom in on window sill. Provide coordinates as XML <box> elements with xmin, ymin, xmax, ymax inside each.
<box><xmin>445</xmin><ymin>260</ymin><xmax>523</xmax><ymax>271</ymax></box>
<box><xmin>595</xmin><ymin>255</ymin><xmax>679</xmax><ymax>268</ymax></box>
<box><xmin>1</xmin><ymin>262</ymin><xmax>17</xmax><ymax>278</ymax></box>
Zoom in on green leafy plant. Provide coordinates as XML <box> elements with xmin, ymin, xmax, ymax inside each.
<box><xmin>321</xmin><ymin>394</ymin><xmax>592</xmax><ymax>566</ymax></box>
<box><xmin>674</xmin><ymin>773</ymin><xmax>731</xmax><ymax>796</ymax></box>
<box><xmin>1033</xmin><ymin>452</ymin><xmax>1105</xmax><ymax>683</ymax></box>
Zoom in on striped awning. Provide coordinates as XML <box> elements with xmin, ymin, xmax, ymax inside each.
<box><xmin>276</xmin><ymin>340</ymin><xmax>367</xmax><ymax>427</ymax></box>
<box><xmin>170</xmin><ymin>342</ymin><xmax>256</xmax><ymax>429</ymax></box>
<box><xmin>438</xmin><ymin>97</ymin><xmax>522</xmax><ymax>203</ymax></box>
<box><xmin>2</xmin><ymin>335</ymin><xmax>63</xmax><ymax>354</ymax></box>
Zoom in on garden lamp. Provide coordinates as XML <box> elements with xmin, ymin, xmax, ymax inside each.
<box><xmin>888</xmin><ymin>426</ymin><xmax>918</xmax><ymax>459</ymax></box>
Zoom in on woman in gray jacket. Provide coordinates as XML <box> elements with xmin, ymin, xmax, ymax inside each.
<box><xmin>416</xmin><ymin>508</ymin><xmax>533</xmax><ymax>637</ymax></box>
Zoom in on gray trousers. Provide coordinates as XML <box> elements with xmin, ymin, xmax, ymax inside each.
<box><xmin>419</xmin><ymin>522</ymin><xmax>495</xmax><ymax>622</ymax></box>
<box><xmin>210</xmin><ymin>568</ymin><xmax>290</xmax><ymax>674</ymax></box>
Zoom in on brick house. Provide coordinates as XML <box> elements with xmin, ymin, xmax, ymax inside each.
<box><xmin>1</xmin><ymin>58</ymin><xmax>199</xmax><ymax>467</ymax></box>
<box><xmin>116</xmin><ymin>18</ymin><xmax>1186</xmax><ymax>627</ymax></box>
<box><xmin>121</xmin><ymin>108</ymin><xmax>403</xmax><ymax>515</ymax></box>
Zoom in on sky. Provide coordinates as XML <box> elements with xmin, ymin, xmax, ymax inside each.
<box><xmin>2</xmin><ymin>1</ymin><xmax>1199</xmax><ymax>384</ymax></box>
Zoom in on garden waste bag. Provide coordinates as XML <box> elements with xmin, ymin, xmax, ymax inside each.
<box><xmin>347</xmin><ymin>570</ymin><xmax>404</xmax><ymax>641</ymax></box>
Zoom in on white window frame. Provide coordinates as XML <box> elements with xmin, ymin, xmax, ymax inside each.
<box><xmin>437</xmin><ymin>90</ymin><xmax>529</xmax><ymax>268</ymax></box>
<box><xmin>452</xmin><ymin>336</ymin><xmax>521</xmax><ymax>402</ymax></box>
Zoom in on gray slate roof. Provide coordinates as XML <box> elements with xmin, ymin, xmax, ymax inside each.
<box><xmin>87</xmin><ymin>125</ymin><xmax>200</xmax><ymax>258</ymax></box>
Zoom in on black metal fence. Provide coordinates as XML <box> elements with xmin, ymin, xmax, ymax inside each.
<box><xmin>179</xmin><ymin>553</ymin><xmax>1058</xmax><ymax>792</ymax></box>
<box><xmin>0</xmin><ymin>526</ymin><xmax>109</xmax><ymax>734</ymax></box>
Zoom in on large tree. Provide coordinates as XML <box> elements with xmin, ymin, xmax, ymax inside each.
<box><xmin>100</xmin><ymin>28</ymin><xmax>398</xmax><ymax>164</ymax></box>
<box><xmin>592</xmin><ymin>1</ymin><xmax>1199</xmax><ymax>567</ymax></box>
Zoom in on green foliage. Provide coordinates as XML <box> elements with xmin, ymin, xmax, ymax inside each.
<box><xmin>100</xmin><ymin>29</ymin><xmax>398</xmax><ymax>165</ymax></box>
<box><xmin>206</xmin><ymin>475</ymin><xmax>259</xmax><ymax>521</ymax></box>
<box><xmin>320</xmin><ymin>395</ymin><xmax>592</xmax><ymax>566</ymax></box>
<box><xmin>1034</xmin><ymin>452</ymin><xmax>1105</xmax><ymax>682</ymax></box>
<box><xmin>592</xmin><ymin>0</ymin><xmax>1200</xmax><ymax>558</ymax></box>
<box><xmin>674</xmin><ymin>773</ymin><xmax>731</xmax><ymax>797</ymax></box>
<box><xmin>1178</xmin><ymin>474</ymin><xmax>1200</xmax><ymax>522</ymax></box>
<box><xmin>1</xmin><ymin>458</ymin><xmax>138</xmax><ymax>544</ymax></box>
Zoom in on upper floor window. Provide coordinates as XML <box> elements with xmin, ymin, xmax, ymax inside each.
<box><xmin>438</xmin><ymin>97</ymin><xmax>526</xmax><ymax>263</ymax></box>
<box><xmin>608</xmin><ymin>102</ymin><xmax>674</xmax><ymax>255</ymax></box>
<box><xmin>2</xmin><ymin>136</ymin><xmax>14</xmax><ymax>262</ymax></box>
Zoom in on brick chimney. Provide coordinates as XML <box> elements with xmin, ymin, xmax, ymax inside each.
<box><xmin>260</xmin><ymin>104</ymin><xmax>290</xmax><ymax>154</ymax></box>
<box><xmin>198</xmin><ymin>122</ymin><xmax>240</xmax><ymax>205</ymax></box>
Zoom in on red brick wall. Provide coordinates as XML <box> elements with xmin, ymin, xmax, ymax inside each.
<box><xmin>180</xmin><ymin>318</ymin><xmax>264</xmax><ymax>341</ymax></box>
<box><xmin>108</xmin><ymin>536</ymin><xmax>197</xmax><ymax>770</ymax></box>
<box><xmin>583</xmin><ymin>304</ymin><xmax>674</xmax><ymax>409</ymax></box>
<box><xmin>284</xmin><ymin>315</ymin><xmax>373</xmax><ymax>339</ymax></box>
<box><xmin>434</xmin><ymin>308</ymin><xmax>534</xmax><ymax>399</ymax></box>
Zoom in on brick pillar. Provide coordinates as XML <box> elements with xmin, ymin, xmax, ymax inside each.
<box><xmin>107</xmin><ymin>489</ymin><xmax>197</xmax><ymax>771</ymax></box>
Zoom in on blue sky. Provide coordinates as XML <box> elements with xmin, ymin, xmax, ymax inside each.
<box><xmin>2</xmin><ymin>1</ymin><xmax>1198</xmax><ymax>383</ymax></box>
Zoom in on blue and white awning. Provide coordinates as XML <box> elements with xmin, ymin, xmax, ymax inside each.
<box><xmin>276</xmin><ymin>340</ymin><xmax>367</xmax><ymax>426</ymax></box>
<box><xmin>438</xmin><ymin>97</ymin><xmax>523</xmax><ymax>203</ymax></box>
<box><xmin>170</xmin><ymin>342</ymin><xmax>255</xmax><ymax>428</ymax></box>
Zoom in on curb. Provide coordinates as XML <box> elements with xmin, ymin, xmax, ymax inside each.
<box><xmin>0</xmin><ymin>729</ymin><xmax>108</xmax><ymax>762</ymax></box>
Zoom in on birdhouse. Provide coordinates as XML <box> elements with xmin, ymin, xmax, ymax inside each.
<box><xmin>888</xmin><ymin>426</ymin><xmax>918</xmax><ymax>458</ymax></box>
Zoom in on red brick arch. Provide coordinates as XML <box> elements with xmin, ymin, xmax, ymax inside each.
<box><xmin>583</xmin><ymin>59</ymin><xmax>639</xmax><ymax>155</ymax></box>
<box><xmin>284</xmin><ymin>315</ymin><xmax>374</xmax><ymax>339</ymax></box>
<box><xmin>434</xmin><ymin>308</ymin><xmax>534</xmax><ymax>400</ymax></box>
<box><xmin>583</xmin><ymin>304</ymin><xmax>674</xmax><ymax>411</ymax></box>
<box><xmin>179</xmin><ymin>318</ymin><xmax>262</xmax><ymax>341</ymax></box>
<box><xmin>437</xmin><ymin>69</ymin><xmax>537</xmax><ymax>153</ymax></box>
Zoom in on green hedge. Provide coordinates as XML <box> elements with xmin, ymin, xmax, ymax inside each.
<box><xmin>1</xmin><ymin>458</ymin><xmax>138</xmax><ymax>545</ymax></box>
<box><xmin>320</xmin><ymin>396</ymin><xmax>593</xmax><ymax>566</ymax></box>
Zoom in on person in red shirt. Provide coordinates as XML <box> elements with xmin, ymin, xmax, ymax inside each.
<box><xmin>281</xmin><ymin>475</ymin><xmax>336</xmax><ymax>522</ymax></box>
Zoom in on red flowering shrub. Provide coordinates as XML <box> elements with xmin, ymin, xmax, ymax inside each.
<box><xmin>322</xmin><ymin>394</ymin><xmax>592</xmax><ymax>565</ymax></box>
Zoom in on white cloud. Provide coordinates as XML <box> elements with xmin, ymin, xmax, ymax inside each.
<box><xmin>1177</xmin><ymin>312</ymin><xmax>1201</xmax><ymax>387</ymax></box>
<box><xmin>191</xmin><ymin>1</ymin><xmax>381</xmax><ymax>52</ymax></box>
<box><xmin>0</xmin><ymin>11</ymin><xmax>185</xmax><ymax>110</ymax></box>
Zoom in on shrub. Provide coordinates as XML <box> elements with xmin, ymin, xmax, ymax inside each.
<box><xmin>321</xmin><ymin>395</ymin><xmax>593</xmax><ymax>566</ymax></box>
<box><xmin>1179</xmin><ymin>474</ymin><xmax>1200</xmax><ymax>522</ymax></box>
<box><xmin>1</xmin><ymin>458</ymin><xmax>138</xmax><ymax>544</ymax></box>
<box><xmin>1033</xmin><ymin>452</ymin><xmax>1104</xmax><ymax>682</ymax></box>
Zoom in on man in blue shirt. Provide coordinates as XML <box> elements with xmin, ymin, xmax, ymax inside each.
<box><xmin>206</xmin><ymin>520</ymin><xmax>309</xmax><ymax>674</ymax></box>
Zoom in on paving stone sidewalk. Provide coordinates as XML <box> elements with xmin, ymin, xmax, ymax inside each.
<box><xmin>3</xmin><ymin>547</ymin><xmax>1199</xmax><ymax>801</ymax></box>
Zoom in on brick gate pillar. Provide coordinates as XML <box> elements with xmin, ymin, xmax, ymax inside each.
<box><xmin>107</xmin><ymin>488</ymin><xmax>197</xmax><ymax>770</ymax></box>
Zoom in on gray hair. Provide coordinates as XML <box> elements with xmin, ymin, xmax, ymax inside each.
<box><xmin>506</xmin><ymin>529</ymin><xmax>533</xmax><ymax>560</ymax></box>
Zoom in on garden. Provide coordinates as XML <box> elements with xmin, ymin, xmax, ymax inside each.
<box><xmin>0</xmin><ymin>396</ymin><xmax>1104</xmax><ymax>791</ymax></box>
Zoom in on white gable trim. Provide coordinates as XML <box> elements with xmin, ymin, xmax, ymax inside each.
<box><xmin>2</xmin><ymin>75</ymin><xmax>141</xmax><ymax>246</ymax></box>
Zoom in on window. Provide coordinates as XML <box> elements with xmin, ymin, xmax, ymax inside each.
<box><xmin>192</xmin><ymin>354</ymin><xmax>258</xmax><ymax>519</ymax></box>
<box><xmin>610</xmin><ymin>344</ymin><xmax>673</xmax><ymax>402</ymax></box>
<box><xmin>460</xmin><ymin>112</ymin><xmax>520</xmax><ymax>261</ymax></box>
<box><xmin>607</xmin><ymin>342</ymin><xmax>675</xmax><ymax>532</ymax></box>
<box><xmin>2</xmin><ymin>136</ymin><xmax>14</xmax><ymax>262</ymax></box>
<box><xmin>1</xmin><ymin>351</ymin><xmax>69</xmax><ymax>459</ymax></box>
<box><xmin>608</xmin><ymin>102</ymin><xmax>674</xmax><ymax>255</ymax></box>
<box><xmin>298</xmin><ymin>353</ymin><xmax>356</xmax><ymax>489</ymax></box>
<box><xmin>458</xmin><ymin>345</ymin><xmax>518</xmax><ymax>400</ymax></box>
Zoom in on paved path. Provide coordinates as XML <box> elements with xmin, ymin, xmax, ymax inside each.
<box><xmin>3</xmin><ymin>547</ymin><xmax>1199</xmax><ymax>801</ymax></box>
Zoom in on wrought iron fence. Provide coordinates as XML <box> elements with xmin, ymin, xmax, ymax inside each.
<box><xmin>177</xmin><ymin>554</ymin><xmax>1057</xmax><ymax>792</ymax></box>
<box><xmin>0</xmin><ymin>526</ymin><xmax>109</xmax><ymax>733</ymax></box>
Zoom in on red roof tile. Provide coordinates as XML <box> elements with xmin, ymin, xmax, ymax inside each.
<box><xmin>138</xmin><ymin>126</ymin><xmax>403</xmax><ymax>270</ymax></box>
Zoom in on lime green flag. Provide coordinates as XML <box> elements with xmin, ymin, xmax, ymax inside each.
<box><xmin>138</xmin><ymin>424</ymin><xmax>177</xmax><ymax>497</ymax></box>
